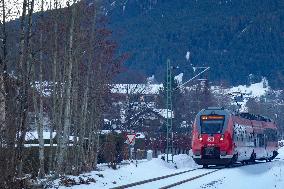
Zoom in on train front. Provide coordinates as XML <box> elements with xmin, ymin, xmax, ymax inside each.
<box><xmin>191</xmin><ymin>108</ymin><xmax>234</xmax><ymax>167</ymax></box>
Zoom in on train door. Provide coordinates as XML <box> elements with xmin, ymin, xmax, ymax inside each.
<box><xmin>264</xmin><ymin>133</ymin><xmax>267</xmax><ymax>149</ymax></box>
<box><xmin>257</xmin><ymin>134</ymin><xmax>265</xmax><ymax>147</ymax></box>
<box><xmin>254</xmin><ymin>133</ymin><xmax>259</xmax><ymax>147</ymax></box>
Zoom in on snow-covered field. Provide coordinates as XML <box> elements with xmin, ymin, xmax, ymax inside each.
<box><xmin>175</xmin><ymin>149</ymin><xmax>284</xmax><ymax>189</ymax></box>
<box><xmin>54</xmin><ymin>154</ymin><xmax>199</xmax><ymax>189</ymax></box>
<box><xmin>54</xmin><ymin>147</ymin><xmax>284</xmax><ymax>189</ymax></box>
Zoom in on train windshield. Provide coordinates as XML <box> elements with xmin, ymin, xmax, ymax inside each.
<box><xmin>200</xmin><ymin>115</ymin><xmax>225</xmax><ymax>134</ymax></box>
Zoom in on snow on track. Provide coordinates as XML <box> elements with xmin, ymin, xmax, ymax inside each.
<box><xmin>173</xmin><ymin>161</ymin><xmax>284</xmax><ymax>189</ymax></box>
<box><xmin>127</xmin><ymin>168</ymin><xmax>217</xmax><ymax>189</ymax></box>
<box><xmin>55</xmin><ymin>148</ymin><xmax>284</xmax><ymax>189</ymax></box>
<box><xmin>55</xmin><ymin>155</ymin><xmax>200</xmax><ymax>189</ymax></box>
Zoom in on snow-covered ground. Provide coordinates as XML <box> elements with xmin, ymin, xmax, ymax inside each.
<box><xmin>5</xmin><ymin>0</ymin><xmax>74</xmax><ymax>21</ymax></box>
<box><xmin>53</xmin><ymin>147</ymin><xmax>284</xmax><ymax>189</ymax></box>
<box><xmin>212</xmin><ymin>77</ymin><xmax>272</xmax><ymax>112</ymax></box>
<box><xmin>53</xmin><ymin>154</ymin><xmax>199</xmax><ymax>189</ymax></box>
<box><xmin>175</xmin><ymin>148</ymin><xmax>284</xmax><ymax>189</ymax></box>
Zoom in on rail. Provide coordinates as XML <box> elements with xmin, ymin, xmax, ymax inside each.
<box><xmin>159</xmin><ymin>169</ymin><xmax>220</xmax><ymax>189</ymax></box>
<box><xmin>110</xmin><ymin>168</ymin><xmax>200</xmax><ymax>189</ymax></box>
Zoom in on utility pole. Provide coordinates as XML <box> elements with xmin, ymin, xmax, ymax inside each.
<box><xmin>165</xmin><ymin>62</ymin><xmax>210</xmax><ymax>163</ymax></box>
<box><xmin>166</xmin><ymin>59</ymin><xmax>173</xmax><ymax>162</ymax></box>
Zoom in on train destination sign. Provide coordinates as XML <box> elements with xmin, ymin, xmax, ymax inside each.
<box><xmin>201</xmin><ymin>115</ymin><xmax>225</xmax><ymax>120</ymax></box>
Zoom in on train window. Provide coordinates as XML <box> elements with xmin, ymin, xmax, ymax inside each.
<box><xmin>265</xmin><ymin>129</ymin><xmax>277</xmax><ymax>142</ymax></box>
<box><xmin>258</xmin><ymin>134</ymin><xmax>264</xmax><ymax>147</ymax></box>
<box><xmin>271</xmin><ymin>131</ymin><xmax>277</xmax><ymax>142</ymax></box>
<box><xmin>200</xmin><ymin>116</ymin><xmax>225</xmax><ymax>134</ymax></box>
<box><xmin>254</xmin><ymin>138</ymin><xmax>257</xmax><ymax>147</ymax></box>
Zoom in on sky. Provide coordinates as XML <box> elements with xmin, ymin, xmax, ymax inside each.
<box><xmin>2</xmin><ymin>0</ymin><xmax>76</xmax><ymax>21</ymax></box>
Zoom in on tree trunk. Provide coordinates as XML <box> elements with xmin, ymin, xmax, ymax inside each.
<box><xmin>71</xmin><ymin>53</ymin><xmax>79</xmax><ymax>174</ymax></box>
<box><xmin>16</xmin><ymin>0</ymin><xmax>33</xmax><ymax>178</ymax></box>
<box><xmin>37</xmin><ymin>0</ymin><xmax>45</xmax><ymax>179</ymax></box>
<box><xmin>49</xmin><ymin>0</ymin><xmax>59</xmax><ymax>173</ymax></box>
<box><xmin>79</xmin><ymin>2</ymin><xmax>98</xmax><ymax>171</ymax></box>
<box><xmin>0</xmin><ymin>0</ymin><xmax>7</xmax><ymax>147</ymax></box>
<box><xmin>57</xmin><ymin>0</ymin><xmax>76</xmax><ymax>174</ymax></box>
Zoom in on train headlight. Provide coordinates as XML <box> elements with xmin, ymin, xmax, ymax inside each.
<box><xmin>220</xmin><ymin>134</ymin><xmax>224</xmax><ymax>141</ymax></box>
<box><xmin>198</xmin><ymin>134</ymin><xmax>203</xmax><ymax>141</ymax></box>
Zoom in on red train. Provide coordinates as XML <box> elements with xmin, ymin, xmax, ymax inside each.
<box><xmin>192</xmin><ymin>107</ymin><xmax>278</xmax><ymax>167</ymax></box>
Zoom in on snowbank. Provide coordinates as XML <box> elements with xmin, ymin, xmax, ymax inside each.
<box><xmin>277</xmin><ymin>146</ymin><xmax>284</xmax><ymax>160</ymax></box>
<box><xmin>54</xmin><ymin>148</ymin><xmax>284</xmax><ymax>189</ymax></box>
<box><xmin>54</xmin><ymin>154</ymin><xmax>198</xmax><ymax>189</ymax></box>
<box><xmin>227</xmin><ymin>78</ymin><xmax>269</xmax><ymax>98</ymax></box>
<box><xmin>173</xmin><ymin>154</ymin><xmax>199</xmax><ymax>169</ymax></box>
<box><xmin>25</xmin><ymin>131</ymin><xmax>56</xmax><ymax>141</ymax></box>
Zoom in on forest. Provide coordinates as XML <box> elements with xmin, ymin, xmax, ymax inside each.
<box><xmin>107</xmin><ymin>0</ymin><xmax>284</xmax><ymax>89</ymax></box>
<box><xmin>0</xmin><ymin>0</ymin><xmax>126</xmax><ymax>188</ymax></box>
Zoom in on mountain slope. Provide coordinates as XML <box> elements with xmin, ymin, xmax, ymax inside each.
<box><xmin>4</xmin><ymin>0</ymin><xmax>284</xmax><ymax>89</ymax></box>
<box><xmin>107</xmin><ymin>0</ymin><xmax>284</xmax><ymax>88</ymax></box>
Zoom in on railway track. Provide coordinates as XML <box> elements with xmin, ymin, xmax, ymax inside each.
<box><xmin>110</xmin><ymin>159</ymin><xmax>273</xmax><ymax>189</ymax></box>
<box><xmin>158</xmin><ymin>160</ymin><xmax>276</xmax><ymax>189</ymax></box>
<box><xmin>159</xmin><ymin>169</ymin><xmax>220</xmax><ymax>189</ymax></box>
<box><xmin>110</xmin><ymin>168</ymin><xmax>220</xmax><ymax>189</ymax></box>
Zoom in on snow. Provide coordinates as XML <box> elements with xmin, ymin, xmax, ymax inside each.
<box><xmin>279</xmin><ymin>140</ymin><xmax>284</xmax><ymax>147</ymax></box>
<box><xmin>25</xmin><ymin>131</ymin><xmax>56</xmax><ymax>141</ymax></box>
<box><xmin>33</xmin><ymin>81</ymin><xmax>53</xmax><ymax>97</ymax></box>
<box><xmin>54</xmin><ymin>154</ymin><xmax>199</xmax><ymax>189</ymax></box>
<box><xmin>5</xmin><ymin>0</ymin><xmax>77</xmax><ymax>21</ymax></box>
<box><xmin>37</xmin><ymin>77</ymin><xmax>271</xmax><ymax>101</ymax></box>
<box><xmin>174</xmin><ymin>73</ymin><xmax>183</xmax><ymax>84</ymax></box>
<box><xmin>227</xmin><ymin>77</ymin><xmax>269</xmax><ymax>98</ymax></box>
<box><xmin>111</xmin><ymin>84</ymin><xmax>163</xmax><ymax>95</ymax></box>
<box><xmin>212</xmin><ymin>78</ymin><xmax>270</xmax><ymax>112</ymax></box>
<box><xmin>175</xmin><ymin>161</ymin><xmax>284</xmax><ymax>189</ymax></box>
<box><xmin>146</xmin><ymin>75</ymin><xmax>156</xmax><ymax>84</ymax></box>
<box><xmin>153</xmin><ymin>108</ymin><xmax>174</xmax><ymax>118</ymax></box>
<box><xmin>135</xmin><ymin>132</ymin><xmax>145</xmax><ymax>139</ymax></box>
<box><xmin>172</xmin><ymin>154</ymin><xmax>198</xmax><ymax>169</ymax></box>
<box><xmin>100</xmin><ymin>130</ymin><xmax>122</xmax><ymax>134</ymax></box>
<box><xmin>212</xmin><ymin>77</ymin><xmax>269</xmax><ymax>99</ymax></box>
<box><xmin>24</xmin><ymin>143</ymin><xmax>58</xmax><ymax>147</ymax></box>
<box><xmin>54</xmin><ymin>147</ymin><xmax>284</xmax><ymax>189</ymax></box>
<box><xmin>185</xmin><ymin>51</ymin><xmax>191</xmax><ymax>61</ymax></box>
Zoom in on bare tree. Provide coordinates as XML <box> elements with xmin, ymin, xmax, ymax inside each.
<box><xmin>0</xmin><ymin>0</ymin><xmax>7</xmax><ymax>136</ymax></box>
<box><xmin>15</xmin><ymin>0</ymin><xmax>35</xmax><ymax>178</ymax></box>
<box><xmin>0</xmin><ymin>1</ymin><xmax>125</xmax><ymax>185</ymax></box>
<box><xmin>49</xmin><ymin>0</ymin><xmax>59</xmax><ymax>173</ymax></box>
<box><xmin>37</xmin><ymin>0</ymin><xmax>45</xmax><ymax>179</ymax></box>
<box><xmin>57</xmin><ymin>0</ymin><xmax>77</xmax><ymax>175</ymax></box>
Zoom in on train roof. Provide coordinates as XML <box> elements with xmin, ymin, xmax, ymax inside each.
<box><xmin>235</xmin><ymin>112</ymin><xmax>273</xmax><ymax>122</ymax></box>
<box><xmin>202</xmin><ymin>107</ymin><xmax>275</xmax><ymax>123</ymax></box>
